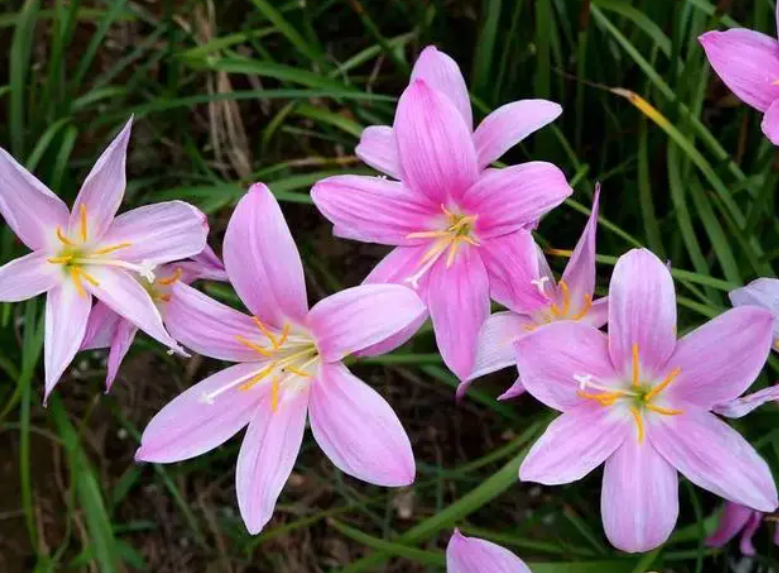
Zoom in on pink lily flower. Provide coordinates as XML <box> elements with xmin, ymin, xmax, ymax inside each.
<box><xmin>699</xmin><ymin>8</ymin><xmax>779</xmax><ymax>144</ymax></box>
<box><xmin>447</xmin><ymin>529</ymin><xmax>531</xmax><ymax>573</ymax></box>
<box><xmin>465</xmin><ymin>187</ymin><xmax>606</xmax><ymax>401</ymax></box>
<box><xmin>80</xmin><ymin>245</ymin><xmax>228</xmax><ymax>391</ymax></box>
<box><xmin>312</xmin><ymin>46</ymin><xmax>572</xmax><ymax>381</ymax></box>
<box><xmin>136</xmin><ymin>183</ymin><xmax>425</xmax><ymax>535</ymax></box>
<box><xmin>0</xmin><ymin>118</ymin><xmax>208</xmax><ymax>400</ymax></box>
<box><xmin>514</xmin><ymin>248</ymin><xmax>777</xmax><ymax>553</ymax></box>
<box><xmin>706</xmin><ymin>501</ymin><xmax>779</xmax><ymax>556</ymax></box>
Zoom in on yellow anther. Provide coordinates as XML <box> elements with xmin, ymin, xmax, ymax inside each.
<box><xmin>56</xmin><ymin>227</ymin><xmax>74</xmax><ymax>246</ymax></box>
<box><xmin>577</xmin><ymin>390</ymin><xmax>624</xmax><ymax>407</ymax></box>
<box><xmin>406</xmin><ymin>229</ymin><xmax>451</xmax><ymax>239</ymax></box>
<box><xmin>78</xmin><ymin>268</ymin><xmax>100</xmax><ymax>287</ymax></box>
<box><xmin>285</xmin><ymin>366</ymin><xmax>311</xmax><ymax>378</ymax></box>
<box><xmin>239</xmin><ymin>362</ymin><xmax>278</xmax><ymax>391</ymax></box>
<box><xmin>644</xmin><ymin>367</ymin><xmax>681</xmax><ymax>402</ymax></box>
<box><xmin>79</xmin><ymin>204</ymin><xmax>88</xmax><ymax>242</ymax></box>
<box><xmin>645</xmin><ymin>403</ymin><xmax>683</xmax><ymax>416</ymax></box>
<box><xmin>568</xmin><ymin>294</ymin><xmax>593</xmax><ymax>321</ymax></box>
<box><xmin>158</xmin><ymin>294</ymin><xmax>172</xmax><ymax>303</ymax></box>
<box><xmin>92</xmin><ymin>242</ymin><xmax>132</xmax><ymax>256</ymax></box>
<box><xmin>446</xmin><ymin>238</ymin><xmax>461</xmax><ymax>267</ymax></box>
<box><xmin>47</xmin><ymin>255</ymin><xmax>74</xmax><ymax>264</ymax></box>
<box><xmin>252</xmin><ymin>317</ymin><xmax>279</xmax><ymax>348</ymax></box>
<box><xmin>270</xmin><ymin>377</ymin><xmax>281</xmax><ymax>413</ymax></box>
<box><xmin>277</xmin><ymin>324</ymin><xmax>291</xmax><ymax>348</ymax></box>
<box><xmin>70</xmin><ymin>268</ymin><xmax>86</xmax><ymax>298</ymax></box>
<box><xmin>235</xmin><ymin>335</ymin><xmax>273</xmax><ymax>357</ymax></box>
<box><xmin>630</xmin><ymin>407</ymin><xmax>645</xmax><ymax>443</ymax></box>
<box><xmin>632</xmin><ymin>344</ymin><xmax>640</xmax><ymax>387</ymax></box>
<box><xmin>551</xmin><ymin>280</ymin><xmax>572</xmax><ymax>317</ymax></box>
<box><xmin>157</xmin><ymin>267</ymin><xmax>183</xmax><ymax>286</ymax></box>
<box><xmin>523</xmin><ymin>323</ymin><xmax>537</xmax><ymax>332</ymax></box>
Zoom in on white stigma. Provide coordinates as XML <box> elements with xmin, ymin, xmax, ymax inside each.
<box><xmin>531</xmin><ymin>277</ymin><xmax>551</xmax><ymax>297</ymax></box>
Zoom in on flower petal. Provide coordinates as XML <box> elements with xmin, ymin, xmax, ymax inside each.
<box><xmin>650</xmin><ymin>409</ymin><xmax>778</xmax><ymax>512</ymax></box>
<box><xmin>470</xmin><ymin>312</ymin><xmax>532</xmax><ymax>380</ymax></box>
<box><xmin>729</xmin><ymin>277</ymin><xmax>779</xmax><ymax>339</ymax></box>
<box><xmin>44</xmin><ymin>281</ymin><xmax>92</xmax><ymax>400</ymax></box>
<box><xmin>223</xmin><ymin>183</ymin><xmax>308</xmax><ymax>328</ymax></box>
<box><xmin>560</xmin><ymin>186</ymin><xmax>601</xmax><ymax>313</ymax></box>
<box><xmin>311</xmin><ymin>175</ymin><xmax>439</xmax><ymax>246</ymax></box>
<box><xmin>480</xmin><ymin>230</ymin><xmax>548</xmax><ymax>314</ymax></box>
<box><xmin>762</xmin><ymin>99</ymin><xmax>779</xmax><ymax>145</ymax></box>
<box><xmin>461</xmin><ymin>162</ymin><xmax>572</xmax><ymax>238</ymax></box>
<box><xmin>177</xmin><ymin>244</ymin><xmax>228</xmax><ymax>282</ymax></box>
<box><xmin>410</xmin><ymin>46</ymin><xmax>473</xmax><ymax>130</ymax></box>
<box><xmin>699</xmin><ymin>29</ymin><xmax>779</xmax><ymax>112</ymax></box>
<box><xmin>602</xmin><ymin>439</ymin><xmax>679</xmax><ymax>553</ymax></box>
<box><xmin>236</xmin><ymin>384</ymin><xmax>309</xmax><ymax>535</ymax></box>
<box><xmin>308</xmin><ymin>284</ymin><xmax>425</xmax><ymax>362</ymax></box>
<box><xmin>0</xmin><ymin>146</ymin><xmax>70</xmax><ymax>250</ymax></box>
<box><xmin>713</xmin><ymin>385</ymin><xmax>779</xmax><ymax>419</ymax></box>
<box><xmin>165</xmin><ymin>282</ymin><xmax>264</xmax><ymax>362</ymax></box>
<box><xmin>666</xmin><ymin>306</ymin><xmax>773</xmax><ymax>409</ymax></box>
<box><xmin>608</xmin><ymin>249</ymin><xmax>677</xmax><ymax>379</ymax></box>
<box><xmin>446</xmin><ymin>529</ymin><xmax>532</xmax><ymax>573</ymax></box>
<box><xmin>498</xmin><ymin>377</ymin><xmax>526</xmax><ymax>401</ymax></box>
<box><xmin>705</xmin><ymin>502</ymin><xmax>755</xmax><ymax>550</ymax></box>
<box><xmin>86</xmin><ymin>266</ymin><xmax>182</xmax><ymax>353</ymax></box>
<box><xmin>99</xmin><ymin>201</ymin><xmax>208</xmax><ymax>265</ymax></box>
<box><xmin>514</xmin><ymin>321</ymin><xmax>618</xmax><ymax>411</ymax></box>
<box><xmin>105</xmin><ymin>321</ymin><xmax>137</xmax><ymax>391</ymax></box>
<box><xmin>309</xmin><ymin>363</ymin><xmax>415</xmax><ymax>486</ymax></box>
<box><xmin>0</xmin><ymin>251</ymin><xmax>62</xmax><ymax>302</ymax></box>
<box><xmin>136</xmin><ymin>362</ymin><xmax>268</xmax><ymax>463</ymax></box>
<box><xmin>355</xmin><ymin>125</ymin><xmax>401</xmax><ymax>179</ymax></box>
<box><xmin>80</xmin><ymin>302</ymin><xmax>122</xmax><ymax>350</ymax></box>
<box><xmin>473</xmin><ymin>99</ymin><xmax>562</xmax><ymax>168</ymax></box>
<box><xmin>519</xmin><ymin>402</ymin><xmax>630</xmax><ymax>485</ymax></box>
<box><xmin>428</xmin><ymin>247</ymin><xmax>490</xmax><ymax>380</ymax></box>
<box><xmin>394</xmin><ymin>79</ymin><xmax>479</xmax><ymax>204</ymax></box>
<box><xmin>70</xmin><ymin>118</ymin><xmax>133</xmax><ymax>240</ymax></box>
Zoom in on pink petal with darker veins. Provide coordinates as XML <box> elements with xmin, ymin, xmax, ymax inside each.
<box><xmin>355</xmin><ymin>125</ymin><xmax>401</xmax><ymax>179</ymax></box>
<box><xmin>0</xmin><ymin>251</ymin><xmax>62</xmax><ymax>303</ymax></box>
<box><xmin>446</xmin><ymin>529</ymin><xmax>532</xmax><ymax>573</ymax></box>
<box><xmin>410</xmin><ymin>46</ymin><xmax>473</xmax><ymax>130</ymax></box>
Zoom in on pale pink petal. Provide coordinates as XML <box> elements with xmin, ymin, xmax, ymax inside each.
<box><xmin>461</xmin><ymin>162</ymin><xmax>572</xmax><ymax>238</ymax></box>
<box><xmin>470</xmin><ymin>312</ymin><xmax>532</xmax><ymax>379</ymax></box>
<box><xmin>80</xmin><ymin>302</ymin><xmax>122</xmax><ymax>350</ymax></box>
<box><xmin>394</xmin><ymin>80</ymin><xmax>478</xmax><ymax>204</ymax></box>
<box><xmin>105</xmin><ymin>321</ymin><xmax>137</xmax><ymax>391</ymax></box>
<box><xmin>99</xmin><ymin>201</ymin><xmax>208</xmax><ymax>265</ymax></box>
<box><xmin>738</xmin><ymin>512</ymin><xmax>762</xmax><ymax>555</ymax></box>
<box><xmin>666</xmin><ymin>307</ymin><xmax>773</xmax><ymax>409</ymax></box>
<box><xmin>428</xmin><ymin>248</ymin><xmax>490</xmax><ymax>380</ymax></box>
<box><xmin>706</xmin><ymin>503</ymin><xmax>755</xmax><ymax>549</ymax></box>
<box><xmin>136</xmin><ymin>362</ymin><xmax>267</xmax><ymax>463</ymax></box>
<box><xmin>85</xmin><ymin>266</ymin><xmax>182</xmax><ymax>354</ymax></box>
<box><xmin>519</xmin><ymin>402</ymin><xmax>630</xmax><ymax>485</ymax></box>
<box><xmin>608</xmin><ymin>249</ymin><xmax>677</xmax><ymax>380</ymax></box>
<box><xmin>514</xmin><ymin>321</ymin><xmax>618</xmax><ymax>411</ymax></box>
<box><xmin>473</xmin><ymin>99</ymin><xmax>562</xmax><ymax>168</ymax></box>
<box><xmin>355</xmin><ymin>125</ymin><xmax>401</xmax><ymax>179</ymax></box>
<box><xmin>560</xmin><ymin>186</ymin><xmax>600</xmax><ymax>314</ymax></box>
<box><xmin>699</xmin><ymin>30</ymin><xmax>779</xmax><ymax>112</ymax></box>
<box><xmin>729</xmin><ymin>277</ymin><xmax>779</xmax><ymax>339</ymax></box>
<box><xmin>0</xmin><ymin>146</ymin><xmax>70</xmax><ymax>250</ymax></box>
<box><xmin>308</xmin><ymin>284</ymin><xmax>425</xmax><ymax>362</ymax></box>
<box><xmin>410</xmin><ymin>46</ymin><xmax>472</xmax><ymax>130</ymax></box>
<box><xmin>44</xmin><ymin>281</ymin><xmax>92</xmax><ymax>400</ymax></box>
<box><xmin>583</xmin><ymin>296</ymin><xmax>609</xmax><ymax>328</ymax></box>
<box><xmin>446</xmin><ymin>529</ymin><xmax>532</xmax><ymax>573</ymax></box>
<box><xmin>309</xmin><ymin>363</ymin><xmax>414</xmax><ymax>486</ymax></box>
<box><xmin>762</xmin><ymin>99</ymin><xmax>779</xmax><ymax>145</ymax></box>
<box><xmin>311</xmin><ymin>175</ymin><xmax>439</xmax><ymax>246</ymax></box>
<box><xmin>236</xmin><ymin>385</ymin><xmax>310</xmax><ymax>535</ymax></box>
<box><xmin>714</xmin><ymin>385</ymin><xmax>779</xmax><ymax>418</ymax></box>
<box><xmin>165</xmin><ymin>282</ymin><xmax>263</xmax><ymax>362</ymax></box>
<box><xmin>223</xmin><ymin>183</ymin><xmax>308</xmax><ymax>328</ymax></box>
<box><xmin>480</xmin><ymin>230</ymin><xmax>548</xmax><ymax>314</ymax></box>
<box><xmin>0</xmin><ymin>251</ymin><xmax>62</xmax><ymax>302</ymax></box>
<box><xmin>602</xmin><ymin>439</ymin><xmax>678</xmax><ymax>553</ymax></box>
<box><xmin>177</xmin><ymin>244</ymin><xmax>228</xmax><ymax>282</ymax></box>
<box><xmin>355</xmin><ymin>313</ymin><xmax>428</xmax><ymax>357</ymax></box>
<box><xmin>498</xmin><ymin>377</ymin><xmax>526</xmax><ymax>401</ymax></box>
<box><xmin>70</xmin><ymin>118</ymin><xmax>133</xmax><ymax>240</ymax></box>
<box><xmin>650</xmin><ymin>409</ymin><xmax>778</xmax><ymax>512</ymax></box>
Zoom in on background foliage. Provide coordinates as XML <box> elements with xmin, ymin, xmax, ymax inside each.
<box><xmin>0</xmin><ymin>0</ymin><xmax>778</xmax><ymax>571</ymax></box>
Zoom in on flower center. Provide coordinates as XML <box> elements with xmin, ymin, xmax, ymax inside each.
<box><xmin>404</xmin><ymin>205</ymin><xmax>480</xmax><ymax>288</ymax></box>
<box><xmin>574</xmin><ymin>344</ymin><xmax>683</xmax><ymax>443</ymax></box>
<box><xmin>523</xmin><ymin>279</ymin><xmax>593</xmax><ymax>332</ymax></box>
<box><xmin>200</xmin><ymin>317</ymin><xmax>319</xmax><ymax>413</ymax></box>
<box><xmin>143</xmin><ymin>267</ymin><xmax>183</xmax><ymax>304</ymax></box>
<box><xmin>46</xmin><ymin>205</ymin><xmax>154</xmax><ymax>297</ymax></box>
